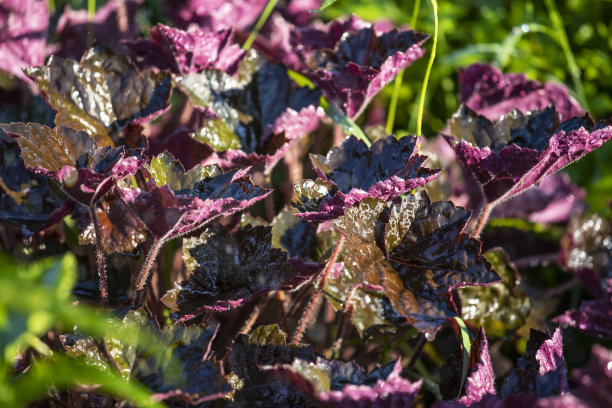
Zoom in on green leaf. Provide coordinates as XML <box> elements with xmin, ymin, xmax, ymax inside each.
<box><xmin>147</xmin><ymin>152</ymin><xmax>221</xmax><ymax>191</ymax></box>
<box><xmin>310</xmin><ymin>0</ymin><xmax>339</xmax><ymax>13</ymax></box>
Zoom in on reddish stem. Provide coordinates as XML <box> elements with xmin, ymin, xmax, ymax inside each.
<box><xmin>472</xmin><ymin>202</ymin><xmax>492</xmax><ymax>239</ymax></box>
<box><xmin>89</xmin><ymin>205</ymin><xmax>108</xmax><ymax>304</ymax></box>
<box><xmin>291</xmin><ymin>233</ymin><xmax>346</xmax><ymax>344</ymax></box>
<box><xmin>132</xmin><ymin>238</ymin><xmax>165</xmax><ymax>306</ymax></box>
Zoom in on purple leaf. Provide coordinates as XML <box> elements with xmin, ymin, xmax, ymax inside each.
<box><xmin>0</xmin><ymin>0</ymin><xmax>48</xmax><ymax>83</ymax></box>
<box><xmin>459</xmin><ymin>63</ymin><xmax>583</xmax><ymax>122</ymax></box>
<box><xmin>171</xmin><ymin>0</ymin><xmax>267</xmax><ymax>32</ymax></box>
<box><xmin>26</xmin><ymin>44</ymin><xmax>172</xmax><ymax>147</ymax></box>
<box><xmin>161</xmin><ymin>224</ymin><xmax>318</xmax><ymax>319</ymax></box>
<box><xmin>374</xmin><ymin>191</ymin><xmax>500</xmax><ymax>334</ymax></box>
<box><xmin>492</xmin><ymin>172</ymin><xmax>586</xmax><ymax>224</ymax></box>
<box><xmin>293</xmin><ymin>135</ymin><xmax>439</xmax><ymax>221</ymax></box>
<box><xmin>127</xmin><ymin>24</ymin><xmax>245</xmax><ymax>75</ymax></box>
<box><xmin>553</xmin><ymin>279</ymin><xmax>612</xmax><ymax>339</ymax></box>
<box><xmin>55</xmin><ymin>0</ymin><xmax>143</xmax><ymax>60</ymax></box>
<box><xmin>447</xmin><ymin>106</ymin><xmax>612</xmax><ymax>204</ymax></box>
<box><xmin>117</xmin><ymin>155</ymin><xmax>270</xmax><ymax>240</ymax></box>
<box><xmin>501</xmin><ymin>328</ymin><xmax>567</xmax><ymax>398</ymax></box>
<box><xmin>288</xmin><ymin>16</ymin><xmax>428</xmax><ymax>118</ymax></box>
<box><xmin>459</xmin><ymin>328</ymin><xmax>496</xmax><ymax>405</ymax></box>
<box><xmin>264</xmin><ymin>357</ymin><xmax>422</xmax><ymax>408</ymax></box>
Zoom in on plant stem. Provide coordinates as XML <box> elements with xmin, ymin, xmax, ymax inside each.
<box><xmin>87</xmin><ymin>0</ymin><xmax>95</xmax><ymax>46</ymax></box>
<box><xmin>386</xmin><ymin>0</ymin><xmax>422</xmax><ymax>135</ymax></box>
<box><xmin>415</xmin><ymin>0</ymin><xmax>438</xmax><ymax>150</ymax></box>
<box><xmin>239</xmin><ymin>294</ymin><xmax>271</xmax><ymax>335</ymax></box>
<box><xmin>132</xmin><ymin>238</ymin><xmax>166</xmax><ymax>306</ymax></box>
<box><xmin>243</xmin><ymin>0</ymin><xmax>280</xmax><ymax>50</ymax></box>
<box><xmin>472</xmin><ymin>202</ymin><xmax>492</xmax><ymax>239</ymax></box>
<box><xmin>89</xmin><ymin>205</ymin><xmax>108</xmax><ymax>304</ymax></box>
<box><xmin>406</xmin><ymin>333</ymin><xmax>426</xmax><ymax>370</ymax></box>
<box><xmin>544</xmin><ymin>0</ymin><xmax>589</xmax><ymax>111</ymax></box>
<box><xmin>331</xmin><ymin>284</ymin><xmax>356</xmax><ymax>358</ymax></box>
<box><xmin>291</xmin><ymin>233</ymin><xmax>346</xmax><ymax>344</ymax></box>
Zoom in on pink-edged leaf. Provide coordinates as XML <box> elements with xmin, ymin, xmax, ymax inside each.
<box><xmin>501</xmin><ymin>328</ymin><xmax>567</xmax><ymax>398</ymax></box>
<box><xmin>263</xmin><ymin>357</ymin><xmax>422</xmax><ymax>408</ymax></box>
<box><xmin>117</xmin><ymin>160</ymin><xmax>270</xmax><ymax>240</ymax></box>
<box><xmin>292</xmin><ymin>135</ymin><xmax>439</xmax><ymax>221</ymax></box>
<box><xmin>459</xmin><ymin>328</ymin><xmax>496</xmax><ymax>406</ymax></box>
<box><xmin>0</xmin><ymin>0</ymin><xmax>48</xmax><ymax>83</ymax></box>
<box><xmin>459</xmin><ymin>63</ymin><xmax>583</xmax><ymax>122</ymax></box>
<box><xmin>288</xmin><ymin>15</ymin><xmax>428</xmax><ymax>118</ymax></box>
<box><xmin>127</xmin><ymin>24</ymin><xmax>245</xmax><ymax>75</ymax></box>
<box><xmin>447</xmin><ymin>106</ymin><xmax>612</xmax><ymax>204</ymax></box>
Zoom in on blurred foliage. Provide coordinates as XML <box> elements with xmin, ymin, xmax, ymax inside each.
<box><xmin>0</xmin><ymin>252</ymin><xmax>162</xmax><ymax>407</ymax></box>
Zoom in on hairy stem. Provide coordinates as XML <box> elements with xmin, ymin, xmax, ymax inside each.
<box><xmin>472</xmin><ymin>202</ymin><xmax>492</xmax><ymax>239</ymax></box>
<box><xmin>89</xmin><ymin>205</ymin><xmax>108</xmax><ymax>304</ymax></box>
<box><xmin>132</xmin><ymin>238</ymin><xmax>166</xmax><ymax>306</ymax></box>
<box><xmin>243</xmin><ymin>0</ymin><xmax>280</xmax><ymax>50</ymax></box>
<box><xmin>291</xmin><ymin>233</ymin><xmax>346</xmax><ymax>344</ymax></box>
<box><xmin>239</xmin><ymin>294</ymin><xmax>272</xmax><ymax>335</ymax></box>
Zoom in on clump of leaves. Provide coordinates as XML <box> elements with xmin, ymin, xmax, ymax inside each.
<box><xmin>1</xmin><ymin>1</ymin><xmax>611</xmax><ymax>407</ymax></box>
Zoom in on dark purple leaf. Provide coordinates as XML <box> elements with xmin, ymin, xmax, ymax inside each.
<box><xmin>501</xmin><ymin>328</ymin><xmax>567</xmax><ymax>398</ymax></box>
<box><xmin>0</xmin><ymin>0</ymin><xmax>48</xmax><ymax>83</ymax></box>
<box><xmin>376</xmin><ymin>191</ymin><xmax>500</xmax><ymax>334</ymax></box>
<box><xmin>55</xmin><ymin>0</ymin><xmax>143</xmax><ymax>60</ymax></box>
<box><xmin>293</xmin><ymin>135</ymin><xmax>439</xmax><ymax>221</ymax></box>
<box><xmin>459</xmin><ymin>63</ymin><xmax>583</xmax><ymax>122</ymax></box>
<box><xmin>162</xmin><ymin>224</ymin><xmax>320</xmax><ymax>319</ymax></box>
<box><xmin>117</xmin><ymin>154</ymin><xmax>270</xmax><ymax>240</ymax></box>
<box><xmin>565</xmin><ymin>344</ymin><xmax>612</xmax><ymax>407</ymax></box>
<box><xmin>176</xmin><ymin>56</ymin><xmax>321</xmax><ymax>172</ymax></box>
<box><xmin>492</xmin><ymin>173</ymin><xmax>586</xmax><ymax>224</ymax></box>
<box><xmin>264</xmin><ymin>357</ymin><xmax>422</xmax><ymax>408</ymax></box>
<box><xmin>228</xmin><ymin>324</ymin><xmax>318</xmax><ymax>407</ymax></box>
<box><xmin>0</xmin><ymin>122</ymin><xmax>140</xmax><ymax>205</ymax></box>
<box><xmin>553</xmin><ymin>279</ymin><xmax>612</xmax><ymax>339</ymax></box>
<box><xmin>446</xmin><ymin>106</ymin><xmax>612</xmax><ymax>204</ymax></box>
<box><xmin>127</xmin><ymin>24</ymin><xmax>245</xmax><ymax>75</ymax></box>
<box><xmin>72</xmin><ymin>192</ymin><xmax>147</xmax><ymax>254</ymax></box>
<box><xmin>26</xmin><ymin>44</ymin><xmax>172</xmax><ymax>146</ymax></box>
<box><xmin>288</xmin><ymin>16</ymin><xmax>428</xmax><ymax>118</ymax></box>
<box><xmin>147</xmin><ymin>128</ymin><xmax>214</xmax><ymax>171</ymax></box>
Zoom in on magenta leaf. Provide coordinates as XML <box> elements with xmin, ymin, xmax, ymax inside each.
<box><xmin>501</xmin><ymin>328</ymin><xmax>567</xmax><ymax>398</ymax></box>
<box><xmin>286</xmin><ymin>15</ymin><xmax>428</xmax><ymax>118</ymax></box>
<box><xmin>171</xmin><ymin>0</ymin><xmax>267</xmax><ymax>32</ymax></box>
<box><xmin>117</xmin><ymin>155</ymin><xmax>270</xmax><ymax>240</ymax></box>
<box><xmin>127</xmin><ymin>24</ymin><xmax>245</xmax><ymax>75</ymax></box>
<box><xmin>446</xmin><ymin>106</ymin><xmax>612</xmax><ymax>204</ymax></box>
<box><xmin>0</xmin><ymin>0</ymin><xmax>48</xmax><ymax>83</ymax></box>
<box><xmin>292</xmin><ymin>135</ymin><xmax>439</xmax><ymax>221</ymax></box>
<box><xmin>459</xmin><ymin>328</ymin><xmax>496</xmax><ymax>405</ymax></box>
<box><xmin>459</xmin><ymin>63</ymin><xmax>583</xmax><ymax>122</ymax></box>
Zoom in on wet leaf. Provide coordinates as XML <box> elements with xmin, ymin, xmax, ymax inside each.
<box><xmin>458</xmin><ymin>249</ymin><xmax>531</xmax><ymax>338</ymax></box>
<box><xmin>162</xmin><ymin>225</ymin><xmax>317</xmax><ymax>319</ymax></box>
<box><xmin>293</xmin><ymin>135</ymin><xmax>439</xmax><ymax>221</ymax></box>
<box><xmin>26</xmin><ymin>45</ymin><xmax>172</xmax><ymax>146</ymax></box>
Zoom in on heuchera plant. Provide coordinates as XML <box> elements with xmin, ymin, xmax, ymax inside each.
<box><xmin>0</xmin><ymin>1</ymin><xmax>611</xmax><ymax>407</ymax></box>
